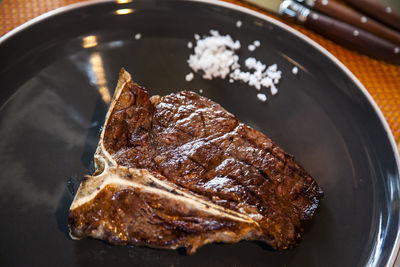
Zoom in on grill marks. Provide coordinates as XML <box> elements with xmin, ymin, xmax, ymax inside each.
<box><xmin>99</xmin><ymin>82</ymin><xmax>322</xmax><ymax>250</ymax></box>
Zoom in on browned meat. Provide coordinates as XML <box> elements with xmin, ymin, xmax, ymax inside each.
<box><xmin>68</xmin><ymin>69</ymin><xmax>323</xmax><ymax>254</ymax></box>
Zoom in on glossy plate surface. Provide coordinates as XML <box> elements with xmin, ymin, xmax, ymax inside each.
<box><xmin>0</xmin><ymin>0</ymin><xmax>399</xmax><ymax>266</ymax></box>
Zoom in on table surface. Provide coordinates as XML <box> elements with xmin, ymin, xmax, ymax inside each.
<box><xmin>0</xmin><ymin>0</ymin><xmax>400</xmax><ymax>265</ymax></box>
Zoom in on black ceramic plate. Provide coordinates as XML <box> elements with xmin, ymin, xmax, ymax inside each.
<box><xmin>0</xmin><ymin>0</ymin><xmax>399</xmax><ymax>266</ymax></box>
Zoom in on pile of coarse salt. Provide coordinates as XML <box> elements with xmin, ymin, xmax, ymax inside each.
<box><xmin>186</xmin><ymin>30</ymin><xmax>282</xmax><ymax>101</ymax></box>
<box><xmin>187</xmin><ymin>30</ymin><xmax>240</xmax><ymax>80</ymax></box>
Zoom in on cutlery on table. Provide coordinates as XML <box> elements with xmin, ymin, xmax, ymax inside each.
<box><xmin>343</xmin><ymin>0</ymin><xmax>400</xmax><ymax>32</ymax></box>
<box><xmin>297</xmin><ymin>0</ymin><xmax>400</xmax><ymax>45</ymax></box>
<box><xmin>244</xmin><ymin>0</ymin><xmax>400</xmax><ymax>64</ymax></box>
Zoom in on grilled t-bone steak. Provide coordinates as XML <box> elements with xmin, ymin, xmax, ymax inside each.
<box><xmin>68</xmin><ymin>69</ymin><xmax>323</xmax><ymax>254</ymax></box>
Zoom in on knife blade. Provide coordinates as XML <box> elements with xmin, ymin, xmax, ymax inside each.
<box><xmin>244</xmin><ymin>0</ymin><xmax>400</xmax><ymax>64</ymax></box>
<box><xmin>297</xmin><ymin>0</ymin><xmax>400</xmax><ymax>45</ymax></box>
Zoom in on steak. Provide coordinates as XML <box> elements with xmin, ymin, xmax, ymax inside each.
<box><xmin>68</xmin><ymin>69</ymin><xmax>323</xmax><ymax>254</ymax></box>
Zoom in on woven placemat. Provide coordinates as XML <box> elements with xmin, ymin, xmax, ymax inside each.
<box><xmin>1</xmin><ymin>0</ymin><xmax>399</xmax><ymax>148</ymax></box>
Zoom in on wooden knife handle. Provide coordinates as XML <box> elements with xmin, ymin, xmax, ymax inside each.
<box><xmin>343</xmin><ymin>0</ymin><xmax>400</xmax><ymax>31</ymax></box>
<box><xmin>312</xmin><ymin>0</ymin><xmax>400</xmax><ymax>45</ymax></box>
<box><xmin>304</xmin><ymin>10</ymin><xmax>400</xmax><ymax>64</ymax></box>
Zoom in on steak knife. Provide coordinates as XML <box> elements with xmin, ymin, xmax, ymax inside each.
<box><xmin>244</xmin><ymin>0</ymin><xmax>400</xmax><ymax>64</ymax></box>
<box><xmin>343</xmin><ymin>0</ymin><xmax>400</xmax><ymax>32</ymax></box>
<box><xmin>297</xmin><ymin>0</ymin><xmax>400</xmax><ymax>45</ymax></box>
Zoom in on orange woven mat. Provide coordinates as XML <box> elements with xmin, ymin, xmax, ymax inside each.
<box><xmin>1</xmin><ymin>0</ymin><xmax>400</xmax><ymax>147</ymax></box>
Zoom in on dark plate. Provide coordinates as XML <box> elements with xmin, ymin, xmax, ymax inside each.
<box><xmin>0</xmin><ymin>0</ymin><xmax>399</xmax><ymax>266</ymax></box>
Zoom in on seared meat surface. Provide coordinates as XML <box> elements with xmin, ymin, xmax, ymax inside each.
<box><xmin>69</xmin><ymin>69</ymin><xmax>323</xmax><ymax>254</ymax></box>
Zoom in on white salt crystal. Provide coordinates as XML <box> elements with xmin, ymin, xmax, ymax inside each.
<box><xmin>185</xmin><ymin>72</ymin><xmax>194</xmax><ymax>82</ymax></box>
<box><xmin>187</xmin><ymin>41</ymin><xmax>193</xmax><ymax>49</ymax></box>
<box><xmin>292</xmin><ymin>66</ymin><xmax>298</xmax><ymax>75</ymax></box>
<box><xmin>257</xmin><ymin>93</ymin><xmax>267</xmax><ymax>102</ymax></box>
<box><xmin>236</xmin><ymin>20</ymin><xmax>242</xmax><ymax>28</ymax></box>
<box><xmin>248</xmin><ymin>44</ymin><xmax>256</xmax><ymax>51</ymax></box>
<box><xmin>271</xmin><ymin>86</ymin><xmax>278</xmax><ymax>95</ymax></box>
<box><xmin>245</xmin><ymin>57</ymin><xmax>257</xmax><ymax>68</ymax></box>
<box><xmin>134</xmin><ymin>33</ymin><xmax>141</xmax><ymax>40</ymax></box>
<box><xmin>268</xmin><ymin>64</ymin><xmax>277</xmax><ymax>72</ymax></box>
<box><xmin>253</xmin><ymin>40</ymin><xmax>260</xmax><ymax>47</ymax></box>
<box><xmin>210</xmin><ymin>29</ymin><xmax>219</xmax><ymax>36</ymax></box>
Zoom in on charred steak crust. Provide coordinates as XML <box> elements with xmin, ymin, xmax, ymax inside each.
<box><xmin>69</xmin><ymin>69</ymin><xmax>323</xmax><ymax>254</ymax></box>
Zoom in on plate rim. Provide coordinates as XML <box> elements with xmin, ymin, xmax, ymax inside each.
<box><xmin>1</xmin><ymin>0</ymin><xmax>399</xmax><ymax>265</ymax></box>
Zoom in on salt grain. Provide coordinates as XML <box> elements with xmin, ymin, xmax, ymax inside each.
<box><xmin>199</xmin><ymin>89</ymin><xmax>204</xmax><ymax>94</ymax></box>
<box><xmin>248</xmin><ymin>44</ymin><xmax>256</xmax><ymax>51</ymax></box>
<box><xmin>187</xmin><ymin>41</ymin><xmax>193</xmax><ymax>49</ymax></box>
<box><xmin>257</xmin><ymin>93</ymin><xmax>267</xmax><ymax>102</ymax></box>
<box><xmin>236</xmin><ymin>20</ymin><xmax>242</xmax><ymax>28</ymax></box>
<box><xmin>270</xmin><ymin>86</ymin><xmax>278</xmax><ymax>95</ymax></box>
<box><xmin>185</xmin><ymin>72</ymin><xmax>194</xmax><ymax>82</ymax></box>
<box><xmin>253</xmin><ymin>40</ymin><xmax>260</xmax><ymax>47</ymax></box>
<box><xmin>134</xmin><ymin>33</ymin><xmax>141</xmax><ymax>40</ymax></box>
<box><xmin>194</xmin><ymin>34</ymin><xmax>200</xmax><ymax>40</ymax></box>
<box><xmin>292</xmin><ymin>66</ymin><xmax>298</xmax><ymax>75</ymax></box>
